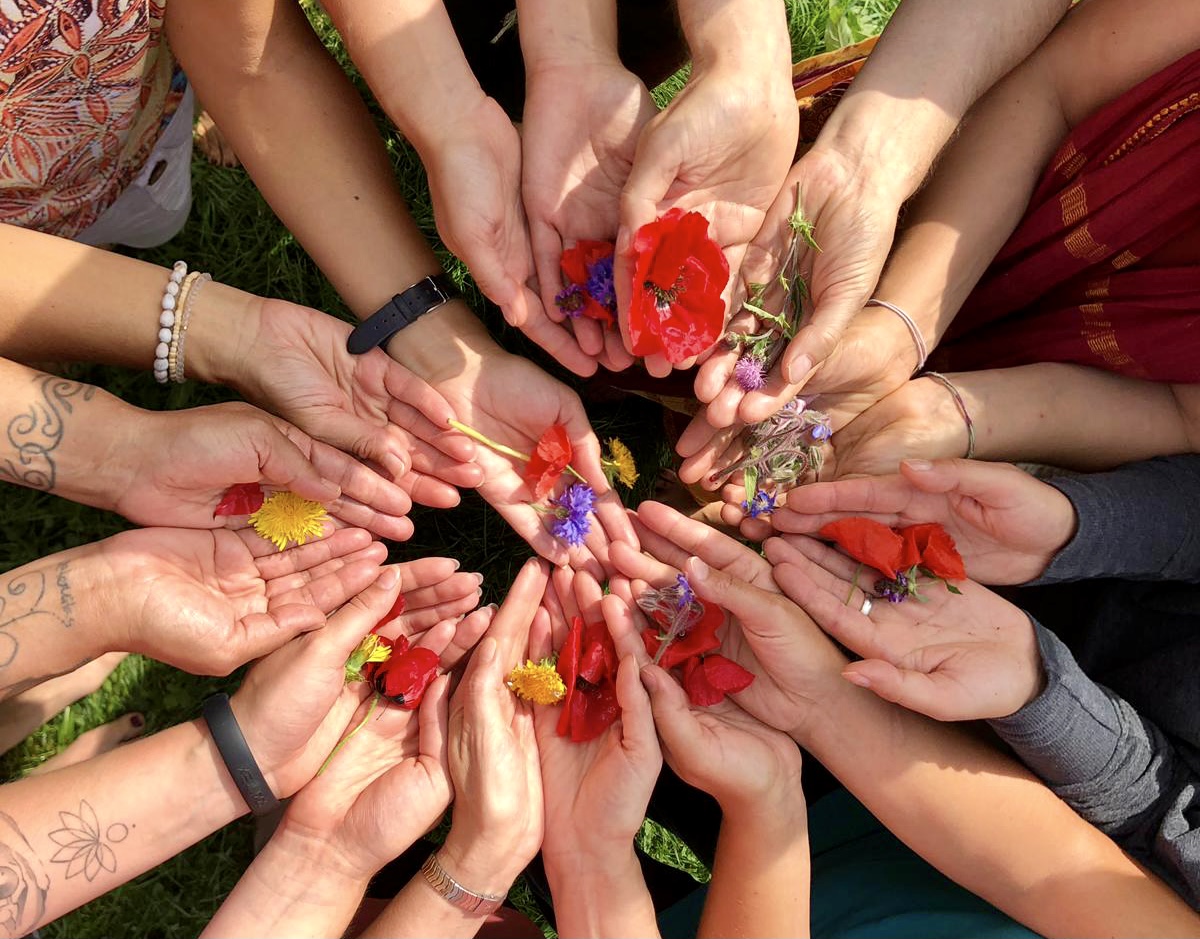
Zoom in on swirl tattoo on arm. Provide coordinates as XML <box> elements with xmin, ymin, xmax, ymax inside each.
<box><xmin>0</xmin><ymin>375</ymin><xmax>96</xmax><ymax>492</ymax></box>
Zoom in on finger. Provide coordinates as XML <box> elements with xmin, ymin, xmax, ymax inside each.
<box><xmin>768</xmin><ymin>532</ymin><xmax>863</xmax><ymax>582</ymax></box>
<box><xmin>769</xmin><ymin>560</ymin><xmax>892</xmax><ymax>663</ymax></box>
<box><xmin>396</xmin><ymin>469</ymin><xmax>465</xmax><ymax>510</ymax></box>
<box><xmin>842</xmin><ymin>659</ymin><xmax>961</xmax><ymax>722</ymax></box>
<box><xmin>440</xmin><ymin>605</ymin><xmax>494</xmax><ymax>671</ymax></box>
<box><xmin>547</xmin><ymin>565</ymin><xmax>582</xmax><ymax>625</ymax></box>
<box><xmin>381</xmin><ymin>357</ymin><xmax>461</xmax><ymax>437</ymax></box>
<box><xmin>234</xmin><ymin>604</ymin><xmax>328</xmax><ymax>668</ymax></box>
<box><xmin>399</xmin><ymin>570</ymin><xmax>484</xmax><ymax>616</ymax></box>
<box><xmin>418</xmin><ymin>673</ymin><xmax>452</xmax><ymax>768</ymax></box>
<box><xmin>517</xmin><ymin>295</ymin><xmax>601</xmax><ymax>378</ymax></box>
<box><xmin>253</xmin><ymin>527</ymin><xmax>375</xmax><ymax>579</ymax></box>
<box><xmin>600</xmin><ymin>327</ymin><xmax>637</xmax><ymax>371</ymax></box>
<box><xmin>397</xmin><ymin>590</ymin><xmax>484</xmax><ymax>636</ymax></box>
<box><xmin>615</xmin><ymin>654</ymin><xmax>659</xmax><ymax>760</ymax></box>
<box><xmin>254</xmin><ymin>423</ymin><xmax>342</xmax><ymax>504</ymax></box>
<box><xmin>491</xmin><ymin>558</ymin><xmax>551</xmax><ymax>663</ymax></box>
<box><xmin>609</xmin><ymin>540</ymin><xmax>679</xmax><ymax>591</ymax></box>
<box><xmin>318</xmin><ymin>565</ymin><xmax>407</xmax><ymax>658</ymax></box>
<box><xmin>570</xmin><ymin>569</ymin><xmax>606</xmax><ymax>625</ymax></box>
<box><xmin>694</xmin><ymin>343</ymin><xmax>740</xmax><ymax>406</ymax></box>
<box><xmin>309</xmin><ymin>440</ymin><xmax>412</xmax><ymax>516</ymax></box>
<box><xmin>639</xmin><ymin>662</ymin><xmax>703</xmax><ymax>759</ymax></box>
<box><xmin>237</xmin><ymin>517</ymin><xmax>338</xmax><ymax>560</ymax></box>
<box><xmin>573</xmin><ymin>315</ymin><xmax>606</xmax><ymax>358</ymax></box>
<box><xmin>264</xmin><ymin>543</ymin><xmax>388</xmax><ymax>601</ymax></box>
<box><xmin>684</xmin><ymin>555</ymin><xmax>789</xmax><ymax>642</ymax></box>
<box><xmin>643</xmin><ymin>352</ymin><xmax>673</xmax><ymax>379</ymax></box>
<box><xmin>327</xmin><ymin>493</ymin><xmax>414</xmax><ymax>543</ymax></box>
<box><xmin>600</xmin><ymin>593</ymin><xmax>650</xmax><ymax>665</ymax></box>
<box><xmin>461</xmin><ymin>636</ymin><xmax>504</xmax><ymax>731</ymax></box>
<box><xmin>493</xmin><ymin>500</ymin><xmax>571</xmax><ymax>568</ymax></box>
<box><xmin>408</xmin><ymin>618</ymin><xmax>458</xmax><ymax>659</ymax></box>
<box><xmin>529</xmin><ymin>217</ymin><xmax>567</xmax><ymax>323</ymax></box>
<box><xmin>737</xmin><ymin>376</ymin><xmax>807</xmax><ymax>426</ymax></box>
<box><xmin>529</xmin><ymin>606</ymin><xmax>554</xmax><ymax>661</ymax></box>
<box><xmin>781</xmin><ymin>303</ymin><xmax>864</xmax><ymax>387</ymax></box>
<box><xmin>636</xmin><ymin>500</ymin><xmax>772</xmax><ymax>587</ymax></box>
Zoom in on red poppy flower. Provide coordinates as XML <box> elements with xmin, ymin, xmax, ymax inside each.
<box><xmin>214</xmin><ymin>482</ymin><xmax>265</xmax><ymax>517</ymax></box>
<box><xmin>371</xmin><ymin>593</ymin><xmax>407</xmax><ymax>634</ymax></box>
<box><xmin>556</xmin><ymin>616</ymin><xmax>621</xmax><ymax>742</ymax></box>
<box><xmin>524</xmin><ymin>424</ymin><xmax>573</xmax><ymax>500</ymax></box>
<box><xmin>818</xmin><ymin>517</ymin><xmax>905</xmax><ymax>578</ymax></box>
<box><xmin>363</xmin><ymin>634</ymin><xmax>439</xmax><ymax>709</ymax></box>
<box><xmin>898</xmin><ymin>523</ymin><xmax>966</xmax><ymax>581</ymax></box>
<box><xmin>681</xmin><ymin>653</ymin><xmax>755</xmax><ymax>707</ymax></box>
<box><xmin>560</xmin><ymin>240</ymin><xmax>616</xmax><ymax>325</ymax></box>
<box><xmin>641</xmin><ymin>601</ymin><xmax>724</xmax><ymax>669</ymax></box>
<box><xmin>629</xmin><ymin>209</ymin><xmax>730</xmax><ymax>363</ymax></box>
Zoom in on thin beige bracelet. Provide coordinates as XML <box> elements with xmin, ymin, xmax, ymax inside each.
<box><xmin>866</xmin><ymin>298</ymin><xmax>928</xmax><ymax>374</ymax></box>
<box><xmin>167</xmin><ymin>271</ymin><xmax>201</xmax><ymax>384</ymax></box>
<box><xmin>172</xmin><ymin>272</ymin><xmax>211</xmax><ymax>384</ymax></box>
<box><xmin>922</xmin><ymin>370</ymin><xmax>976</xmax><ymax>460</ymax></box>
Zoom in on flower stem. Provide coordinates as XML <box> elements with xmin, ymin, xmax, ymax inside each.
<box><xmin>317</xmin><ymin>692</ymin><xmax>380</xmax><ymax>776</ymax></box>
<box><xmin>845</xmin><ymin>563</ymin><xmax>863</xmax><ymax>605</ymax></box>
<box><xmin>448</xmin><ymin>420</ymin><xmax>587</xmax><ymax>484</ymax></box>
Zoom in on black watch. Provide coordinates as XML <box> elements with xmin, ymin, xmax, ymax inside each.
<box><xmin>346</xmin><ymin>274</ymin><xmax>458</xmax><ymax>354</ymax></box>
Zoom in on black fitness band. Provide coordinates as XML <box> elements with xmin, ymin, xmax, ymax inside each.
<box><xmin>202</xmin><ymin>693</ymin><xmax>281</xmax><ymax>817</ymax></box>
<box><xmin>346</xmin><ymin>274</ymin><xmax>459</xmax><ymax>354</ymax></box>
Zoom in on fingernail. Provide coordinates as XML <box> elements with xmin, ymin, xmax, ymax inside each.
<box><xmin>903</xmin><ymin>459</ymin><xmax>934</xmax><ymax>472</ymax></box>
<box><xmin>130</xmin><ymin>713</ymin><xmax>144</xmax><ymax>729</ymax></box>
<box><xmin>842</xmin><ymin>670</ymin><xmax>871</xmax><ymax>689</ymax></box>
<box><xmin>639</xmin><ymin>664</ymin><xmax>661</xmax><ymax>690</ymax></box>
<box><xmin>377</xmin><ymin>566</ymin><xmax>401</xmax><ymax>589</ymax></box>
<box><xmin>688</xmin><ymin>556</ymin><xmax>710</xmax><ymax>581</ymax></box>
<box><xmin>473</xmin><ymin>572</ymin><xmax>485</xmax><ymax>586</ymax></box>
<box><xmin>451</xmin><ymin>559</ymin><xmax>462</xmax><ymax>571</ymax></box>
<box><xmin>485</xmin><ymin>602</ymin><xmax>499</xmax><ymax>612</ymax></box>
<box><xmin>784</xmin><ymin>354</ymin><xmax>812</xmax><ymax>385</ymax></box>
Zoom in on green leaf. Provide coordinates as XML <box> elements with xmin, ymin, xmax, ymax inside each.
<box><xmin>945</xmin><ymin>583</ymin><xmax>963</xmax><ymax>595</ymax></box>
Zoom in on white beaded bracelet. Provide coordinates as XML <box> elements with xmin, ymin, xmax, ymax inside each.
<box><xmin>154</xmin><ymin>260</ymin><xmax>187</xmax><ymax>383</ymax></box>
<box><xmin>865</xmin><ymin>298</ymin><xmax>928</xmax><ymax>374</ymax></box>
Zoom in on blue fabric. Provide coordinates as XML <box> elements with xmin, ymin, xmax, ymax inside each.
<box><xmin>658</xmin><ymin>788</ymin><xmax>1040</xmax><ymax>939</ymax></box>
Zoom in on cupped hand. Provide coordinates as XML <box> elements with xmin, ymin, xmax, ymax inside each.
<box><xmin>441</xmin><ymin>558</ymin><xmax>548</xmax><ymax>894</ymax></box>
<box><xmin>236</xmin><ymin>297</ymin><xmax>482</xmax><ymax>509</ymax></box>
<box><xmin>616</xmin><ymin>63</ymin><xmax>798</xmax><ymax>378</ymax></box>
<box><xmin>640</xmin><ymin>663</ymin><xmax>803</xmax><ymax>812</ymax></box>
<box><xmin>430</xmin><ymin>348</ymin><xmax>638</xmax><ymax>572</ymax></box>
<box><xmin>533</xmin><ymin>567</ymin><xmax>661</xmax><ymax>861</ymax></box>
<box><xmin>766</xmin><ymin>457</ymin><xmax>1076</xmax><ymax>586</ymax></box>
<box><xmin>522</xmin><ymin>61</ymin><xmax>656</xmax><ymax>374</ymax></box>
<box><xmin>764</xmin><ymin>533</ymin><xmax>1045</xmax><ymax>721</ymax></box>
<box><xmin>96</xmin><ymin>524</ymin><xmax>386</xmax><ymax>675</ymax></box>
<box><xmin>115</xmin><ymin>401</ymin><xmax>416</xmax><ymax>541</ymax></box>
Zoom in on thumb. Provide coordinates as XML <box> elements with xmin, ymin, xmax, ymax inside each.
<box><xmin>842</xmin><ymin>660</ymin><xmax>959</xmax><ymax>722</ymax></box>
<box><xmin>781</xmin><ymin>299</ymin><xmax>862</xmax><ymax>386</ymax></box>
<box><xmin>317</xmin><ymin>565</ymin><xmax>404</xmax><ymax>660</ymax></box>
<box><xmin>900</xmin><ymin>458</ymin><xmax>1013</xmax><ymax>505</ymax></box>
<box><xmin>228</xmin><ymin>605</ymin><xmax>326</xmax><ymax>671</ymax></box>
<box><xmin>640</xmin><ymin>663</ymin><xmax>702</xmax><ymax>757</ymax></box>
<box><xmin>684</xmin><ymin>555</ymin><xmax>781</xmax><ymax>639</ymax></box>
<box><xmin>254</xmin><ymin>423</ymin><xmax>341</xmax><ymax>504</ymax></box>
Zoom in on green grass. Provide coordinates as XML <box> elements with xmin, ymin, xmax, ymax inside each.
<box><xmin>2</xmin><ymin>1</ymin><xmax>897</xmax><ymax>934</ymax></box>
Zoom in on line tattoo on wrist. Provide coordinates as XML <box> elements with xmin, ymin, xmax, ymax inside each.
<box><xmin>0</xmin><ymin>375</ymin><xmax>96</xmax><ymax>492</ymax></box>
<box><xmin>0</xmin><ymin>561</ymin><xmax>76</xmax><ymax>676</ymax></box>
<box><xmin>47</xmin><ymin>800</ymin><xmax>129</xmax><ymax>883</ymax></box>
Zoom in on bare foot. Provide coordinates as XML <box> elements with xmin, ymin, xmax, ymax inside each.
<box><xmin>0</xmin><ymin>652</ymin><xmax>129</xmax><ymax>754</ymax></box>
<box><xmin>28</xmin><ymin>713</ymin><xmax>145</xmax><ymax>775</ymax></box>
<box><xmin>193</xmin><ymin>109</ymin><xmax>240</xmax><ymax>167</ymax></box>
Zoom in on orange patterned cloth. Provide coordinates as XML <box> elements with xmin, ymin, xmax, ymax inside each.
<box><xmin>0</xmin><ymin>1</ymin><xmax>182</xmax><ymax>238</ymax></box>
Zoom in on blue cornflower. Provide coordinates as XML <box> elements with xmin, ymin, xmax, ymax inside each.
<box><xmin>555</xmin><ymin>284</ymin><xmax>586</xmax><ymax>318</ymax></box>
<box><xmin>741</xmin><ymin>489</ymin><xmax>777</xmax><ymax>519</ymax></box>
<box><xmin>550</xmin><ymin>483</ymin><xmax>595</xmax><ymax>547</ymax></box>
<box><xmin>585</xmin><ymin>255</ymin><xmax>616</xmax><ymax>312</ymax></box>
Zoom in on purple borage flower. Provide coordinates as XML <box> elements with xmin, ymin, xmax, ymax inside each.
<box><xmin>550</xmin><ymin>483</ymin><xmax>595</xmax><ymax>547</ymax></box>
<box><xmin>741</xmin><ymin>489</ymin><xmax>777</xmax><ymax>519</ymax></box>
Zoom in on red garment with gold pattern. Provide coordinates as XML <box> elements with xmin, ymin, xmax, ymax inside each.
<box><xmin>930</xmin><ymin>48</ymin><xmax>1200</xmax><ymax>383</ymax></box>
<box><xmin>0</xmin><ymin>1</ymin><xmax>181</xmax><ymax>237</ymax></box>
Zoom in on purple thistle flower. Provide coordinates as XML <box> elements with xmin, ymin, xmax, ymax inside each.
<box><xmin>741</xmin><ymin>489</ymin><xmax>777</xmax><ymax>519</ymax></box>
<box><xmin>585</xmin><ymin>255</ymin><xmax>616</xmax><ymax>313</ymax></box>
<box><xmin>734</xmin><ymin>355</ymin><xmax>767</xmax><ymax>391</ymax></box>
<box><xmin>555</xmin><ymin>284</ymin><xmax>586</xmax><ymax>318</ymax></box>
<box><xmin>550</xmin><ymin>483</ymin><xmax>595</xmax><ymax>547</ymax></box>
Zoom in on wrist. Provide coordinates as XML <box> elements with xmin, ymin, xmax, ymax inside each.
<box><xmin>382</xmin><ymin>299</ymin><xmax>502</xmax><ymax>386</ymax></box>
<box><xmin>439</xmin><ymin>829</ymin><xmax>525</xmax><ymax>898</ymax></box>
<box><xmin>519</xmin><ymin>0</ymin><xmax>620</xmax><ymax>74</ymax></box>
<box><xmin>184</xmin><ymin>281</ymin><xmax>261</xmax><ymax>389</ymax></box>
<box><xmin>71</xmin><ymin>537</ymin><xmax>145</xmax><ymax>655</ymax></box>
<box><xmin>682</xmin><ymin>4</ymin><xmax>791</xmax><ymax>77</ymax></box>
<box><xmin>268</xmin><ymin>815</ymin><xmax>379</xmax><ymax>888</ymax></box>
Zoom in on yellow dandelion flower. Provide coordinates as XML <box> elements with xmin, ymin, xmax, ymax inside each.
<box><xmin>345</xmin><ymin>633</ymin><xmax>392</xmax><ymax>683</ymax></box>
<box><xmin>249</xmin><ymin>491</ymin><xmax>329</xmax><ymax>552</ymax></box>
<box><xmin>506</xmin><ymin>658</ymin><xmax>566</xmax><ymax>705</ymax></box>
<box><xmin>601</xmin><ymin>437</ymin><xmax>639</xmax><ymax>488</ymax></box>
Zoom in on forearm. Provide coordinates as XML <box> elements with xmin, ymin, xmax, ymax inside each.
<box><xmin>990</xmin><ymin>623</ymin><xmax>1200</xmax><ymax>907</ymax></box>
<box><xmin>699</xmin><ymin>796</ymin><xmax>810</xmax><ymax>938</ymax></box>
<box><xmin>518</xmin><ymin>0</ymin><xmax>619</xmax><ymax>73</ymax></box>
<box><xmin>820</xmin><ymin>0</ymin><xmax>1070</xmax><ymax>203</ymax></box>
<box><xmin>542</xmin><ymin>845</ymin><xmax>659</xmax><ymax>938</ymax></box>
<box><xmin>167</xmin><ymin>0</ymin><xmax>443</xmax><ymax>320</ymax></box>
<box><xmin>952</xmin><ymin>364</ymin><xmax>1195</xmax><ymax>471</ymax></box>
<box><xmin>202</xmin><ymin>823</ymin><xmax>370</xmax><ymax>938</ymax></box>
<box><xmin>796</xmin><ymin>683</ymin><xmax>1200</xmax><ymax>936</ymax></box>
<box><xmin>1035</xmin><ymin>455</ymin><xmax>1200</xmax><ymax>584</ymax></box>
<box><xmin>0</xmin><ymin>719</ymin><xmax>249</xmax><ymax>935</ymax></box>
<box><xmin>675</xmin><ymin>0</ymin><xmax>791</xmax><ymax>79</ymax></box>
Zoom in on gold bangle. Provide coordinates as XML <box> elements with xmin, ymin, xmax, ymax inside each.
<box><xmin>419</xmin><ymin>852</ymin><xmax>506</xmax><ymax>916</ymax></box>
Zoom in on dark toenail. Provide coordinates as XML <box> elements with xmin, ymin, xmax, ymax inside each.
<box><xmin>131</xmin><ymin>714</ymin><xmax>144</xmax><ymax>728</ymax></box>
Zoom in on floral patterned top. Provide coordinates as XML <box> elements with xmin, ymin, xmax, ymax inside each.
<box><xmin>0</xmin><ymin>0</ymin><xmax>182</xmax><ymax>237</ymax></box>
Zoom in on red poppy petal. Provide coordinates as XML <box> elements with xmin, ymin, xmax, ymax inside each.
<box><xmin>579</xmin><ymin>620</ymin><xmax>617</xmax><ymax>683</ymax></box>
<box><xmin>557</xmin><ymin>616</ymin><xmax>584</xmax><ymax>692</ymax></box>
<box><xmin>569</xmin><ymin>680</ymin><xmax>620</xmax><ymax>742</ymax></box>
<box><xmin>682</xmin><ymin>655</ymin><xmax>724</xmax><ymax>707</ymax></box>
<box><xmin>898</xmin><ymin>526</ymin><xmax>923</xmax><ymax>571</ymax></box>
<box><xmin>560</xmin><ymin>243</ymin><xmax>592</xmax><ymax>286</ymax></box>
<box><xmin>524</xmin><ymin>424</ymin><xmax>572</xmax><ymax>500</ymax></box>
<box><xmin>214</xmin><ymin>482</ymin><xmax>265</xmax><ymax>517</ymax></box>
<box><xmin>375</xmin><ymin>646</ymin><xmax>439</xmax><ymax>708</ymax></box>
<box><xmin>372</xmin><ymin>593</ymin><xmax>407</xmax><ymax>633</ymax></box>
<box><xmin>701</xmin><ymin>654</ymin><xmax>755</xmax><ymax>695</ymax></box>
<box><xmin>579</xmin><ymin>295</ymin><xmax>615</xmax><ymax>326</ymax></box>
<box><xmin>655</xmin><ymin>603</ymin><xmax>724</xmax><ymax>669</ymax></box>
<box><xmin>818</xmin><ymin>517</ymin><xmax>904</xmax><ymax>578</ymax></box>
<box><xmin>914</xmin><ymin>524</ymin><xmax>966</xmax><ymax>580</ymax></box>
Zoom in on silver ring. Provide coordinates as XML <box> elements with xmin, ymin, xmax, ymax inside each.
<box><xmin>859</xmin><ymin>596</ymin><xmax>873</xmax><ymax>617</ymax></box>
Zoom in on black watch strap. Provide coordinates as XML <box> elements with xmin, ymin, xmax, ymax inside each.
<box><xmin>202</xmin><ymin>693</ymin><xmax>281</xmax><ymax>817</ymax></box>
<box><xmin>346</xmin><ymin>274</ymin><xmax>458</xmax><ymax>354</ymax></box>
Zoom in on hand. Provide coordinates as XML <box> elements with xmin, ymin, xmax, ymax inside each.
<box><xmin>640</xmin><ymin>664</ymin><xmax>803</xmax><ymax>813</ymax></box>
<box><xmin>764</xmin><ymin>533</ymin><xmax>1045</xmax><ymax>721</ymax></box>
<box><xmin>429</xmin><ymin>348</ymin><xmax>638</xmax><ymax>572</ymax></box>
<box><xmin>234</xmin><ymin>298</ymin><xmax>482</xmax><ymax>509</ymax></box>
<box><xmin>533</xmin><ymin>567</ymin><xmax>661</xmax><ymax>863</ymax></box>
<box><xmin>114</xmin><ymin>402</ymin><xmax>416</xmax><ymax>540</ymax></box>
<box><xmin>609</xmin><ymin>501</ymin><xmax>850</xmax><ymax>739</ymax></box>
<box><xmin>522</xmin><ymin>60</ymin><xmax>655</xmax><ymax>374</ymax></box>
<box><xmin>95</xmin><ymin>524</ymin><xmax>386</xmax><ymax>675</ymax></box>
<box><xmin>441</xmin><ymin>558</ymin><xmax>548</xmax><ymax>895</ymax></box>
<box><xmin>765</xmin><ymin>457</ymin><xmax>1077</xmax><ymax>586</ymax></box>
<box><xmin>231</xmin><ymin>563</ymin><xmax>487</xmax><ymax>797</ymax></box>
<box><xmin>616</xmin><ymin>62</ymin><xmax>798</xmax><ymax>377</ymax></box>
